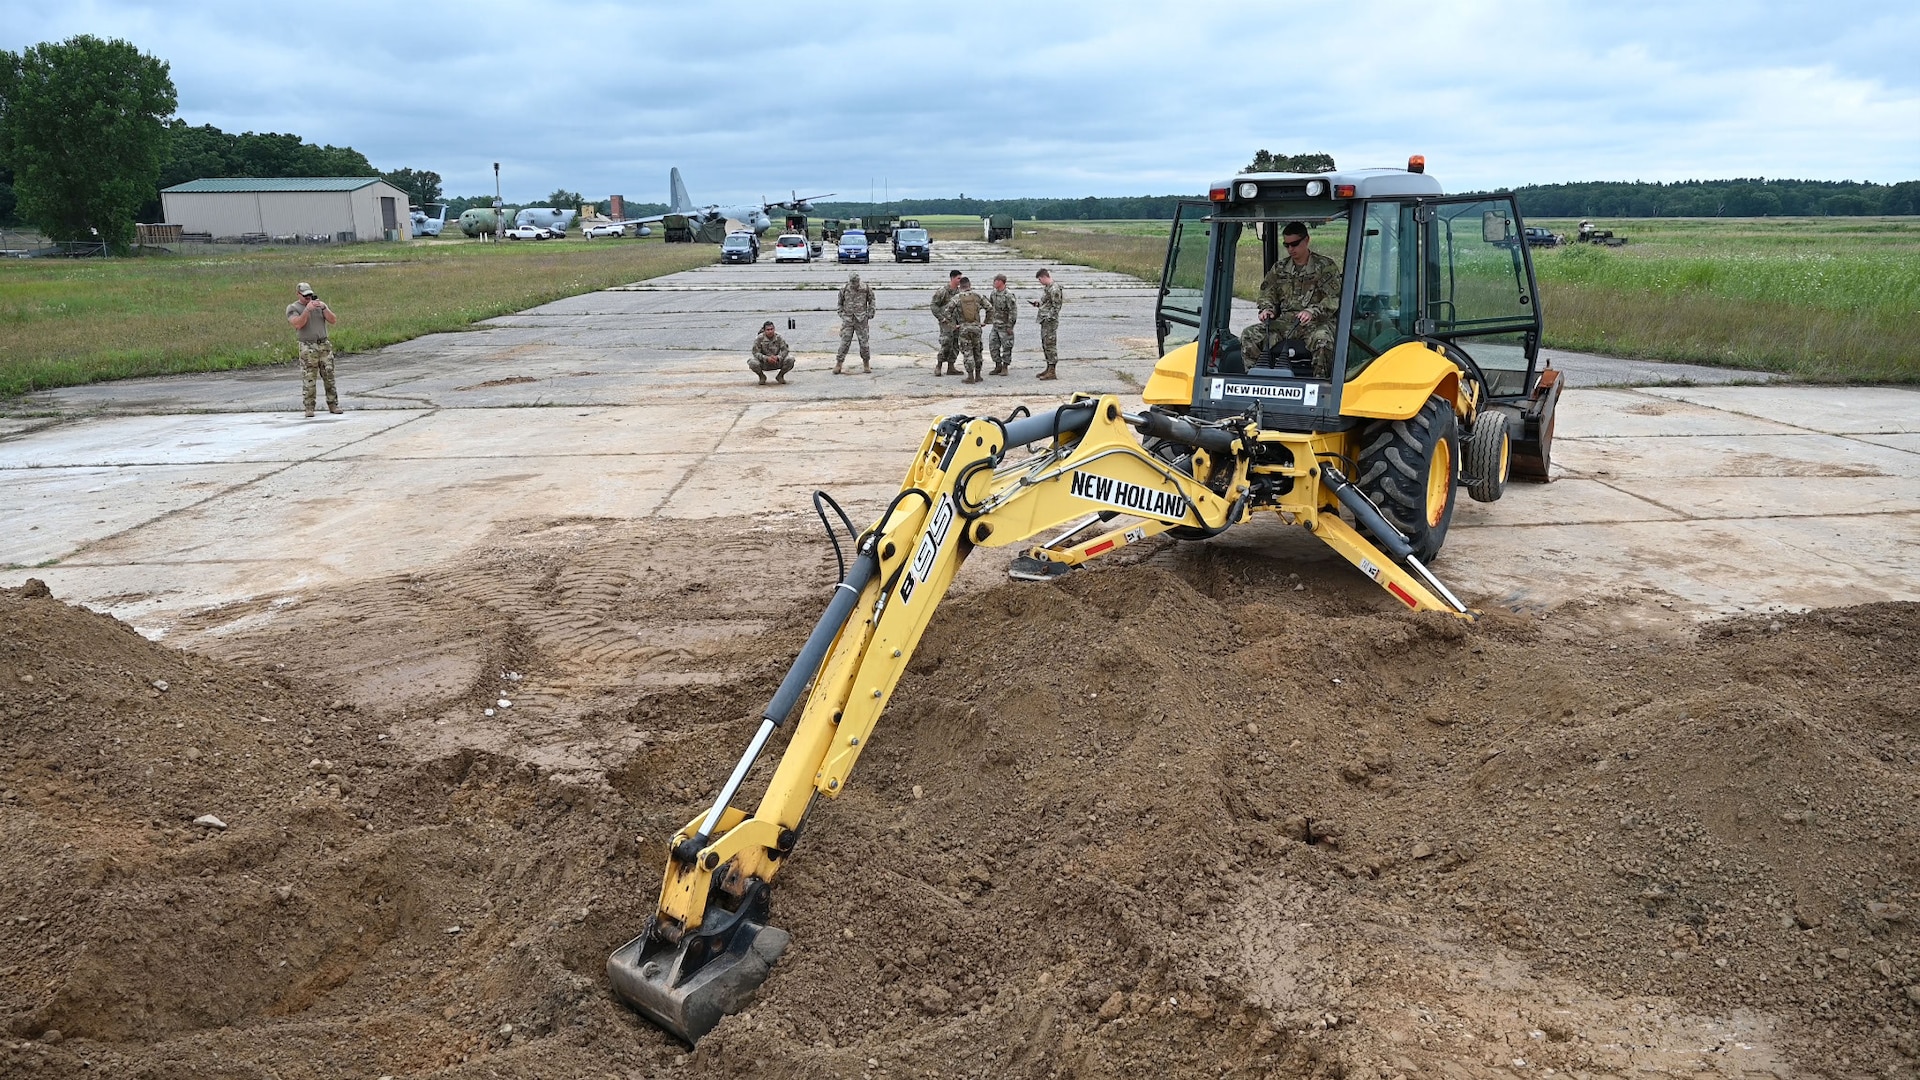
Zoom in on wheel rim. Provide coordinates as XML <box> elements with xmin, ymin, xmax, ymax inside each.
<box><xmin>1427</xmin><ymin>439</ymin><xmax>1452</xmax><ymax>527</ymax></box>
<box><xmin>1498</xmin><ymin>431</ymin><xmax>1511</xmax><ymax>484</ymax></box>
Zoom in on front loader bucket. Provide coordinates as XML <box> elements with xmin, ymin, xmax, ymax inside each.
<box><xmin>608</xmin><ymin>918</ymin><xmax>790</xmax><ymax>1044</ymax></box>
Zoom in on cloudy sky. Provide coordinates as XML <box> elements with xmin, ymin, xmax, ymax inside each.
<box><xmin>6</xmin><ymin>0</ymin><xmax>1918</xmax><ymax>204</ymax></box>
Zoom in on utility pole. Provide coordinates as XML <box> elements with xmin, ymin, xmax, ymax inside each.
<box><xmin>492</xmin><ymin>162</ymin><xmax>503</xmax><ymax>243</ymax></box>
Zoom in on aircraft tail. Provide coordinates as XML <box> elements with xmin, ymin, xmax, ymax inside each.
<box><xmin>669</xmin><ymin>168</ymin><xmax>693</xmax><ymax>214</ymax></box>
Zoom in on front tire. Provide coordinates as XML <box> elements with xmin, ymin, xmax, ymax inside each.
<box><xmin>1356</xmin><ymin>395</ymin><xmax>1459</xmax><ymax>562</ymax></box>
<box><xmin>1464</xmin><ymin>411</ymin><xmax>1511</xmax><ymax>503</ymax></box>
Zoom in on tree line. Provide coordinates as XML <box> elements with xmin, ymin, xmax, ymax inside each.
<box><xmin>0</xmin><ymin>35</ymin><xmax>452</xmax><ymax>249</ymax></box>
<box><xmin>1509</xmin><ymin>178</ymin><xmax>1920</xmax><ymax>218</ymax></box>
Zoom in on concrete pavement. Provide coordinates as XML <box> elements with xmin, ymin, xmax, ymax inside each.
<box><xmin>3</xmin><ymin>240</ymin><xmax>1913</xmax><ymax>635</ymax></box>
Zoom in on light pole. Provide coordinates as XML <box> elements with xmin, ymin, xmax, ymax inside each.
<box><xmin>492</xmin><ymin>162</ymin><xmax>502</xmax><ymax>242</ymax></box>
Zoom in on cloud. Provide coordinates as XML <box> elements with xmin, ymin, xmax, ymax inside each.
<box><xmin>4</xmin><ymin>0</ymin><xmax>1915</xmax><ymax>200</ymax></box>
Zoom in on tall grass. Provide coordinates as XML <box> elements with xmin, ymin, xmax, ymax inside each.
<box><xmin>1010</xmin><ymin>219</ymin><xmax>1920</xmax><ymax>382</ymax></box>
<box><xmin>0</xmin><ymin>240</ymin><xmax>712</xmax><ymax>398</ymax></box>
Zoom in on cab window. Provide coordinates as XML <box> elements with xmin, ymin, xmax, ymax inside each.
<box><xmin>1348</xmin><ymin>201</ymin><xmax>1420</xmax><ymax>377</ymax></box>
<box><xmin>1428</xmin><ymin>200</ymin><xmax>1534</xmax><ymax>333</ymax></box>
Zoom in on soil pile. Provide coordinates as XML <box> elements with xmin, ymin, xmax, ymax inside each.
<box><xmin>2</xmin><ymin>535</ymin><xmax>1916</xmax><ymax>1079</ymax></box>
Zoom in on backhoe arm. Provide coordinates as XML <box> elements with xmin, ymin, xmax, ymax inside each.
<box><xmin>608</xmin><ymin>395</ymin><xmax>1252</xmax><ymax>1043</ymax></box>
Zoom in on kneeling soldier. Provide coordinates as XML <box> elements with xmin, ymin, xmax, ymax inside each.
<box><xmin>749</xmin><ymin>321</ymin><xmax>794</xmax><ymax>384</ymax></box>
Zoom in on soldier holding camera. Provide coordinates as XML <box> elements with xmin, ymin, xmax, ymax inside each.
<box><xmin>286</xmin><ymin>282</ymin><xmax>341</xmax><ymax>417</ymax></box>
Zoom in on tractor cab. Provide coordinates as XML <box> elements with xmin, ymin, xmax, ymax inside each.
<box><xmin>1148</xmin><ymin>161</ymin><xmax>1558</xmax><ymax>477</ymax></box>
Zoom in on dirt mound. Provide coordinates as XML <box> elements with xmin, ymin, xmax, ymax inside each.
<box><xmin>3</xmin><ymin>535</ymin><xmax>1917</xmax><ymax>1079</ymax></box>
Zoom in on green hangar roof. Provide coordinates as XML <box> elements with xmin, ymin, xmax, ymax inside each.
<box><xmin>162</xmin><ymin>177</ymin><xmax>388</xmax><ymax>193</ymax></box>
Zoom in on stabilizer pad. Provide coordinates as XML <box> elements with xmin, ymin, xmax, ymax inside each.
<box><xmin>1008</xmin><ymin>554</ymin><xmax>1073</xmax><ymax>581</ymax></box>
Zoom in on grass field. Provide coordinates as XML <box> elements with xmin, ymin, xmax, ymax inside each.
<box><xmin>0</xmin><ymin>238</ymin><xmax>711</xmax><ymax>399</ymax></box>
<box><xmin>1008</xmin><ymin>217</ymin><xmax>1920</xmax><ymax>382</ymax></box>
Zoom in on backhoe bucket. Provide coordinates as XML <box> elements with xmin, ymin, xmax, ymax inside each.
<box><xmin>607</xmin><ymin>918</ymin><xmax>790</xmax><ymax>1044</ymax></box>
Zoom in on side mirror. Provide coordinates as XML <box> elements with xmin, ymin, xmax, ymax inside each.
<box><xmin>1482</xmin><ymin>211</ymin><xmax>1513</xmax><ymax>244</ymax></box>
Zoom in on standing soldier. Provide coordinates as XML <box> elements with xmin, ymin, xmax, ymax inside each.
<box><xmin>949</xmin><ymin>276</ymin><xmax>989</xmax><ymax>383</ymax></box>
<box><xmin>985</xmin><ymin>273</ymin><xmax>1018</xmax><ymax>376</ymax></box>
<box><xmin>834</xmin><ymin>272</ymin><xmax>876</xmax><ymax>374</ymax></box>
<box><xmin>930</xmin><ymin>269</ymin><xmax>962</xmax><ymax>376</ymax></box>
<box><xmin>749</xmin><ymin>320</ymin><xmax>794</xmax><ymax>385</ymax></box>
<box><xmin>285</xmin><ymin>282</ymin><xmax>341</xmax><ymax>417</ymax></box>
<box><xmin>1030</xmin><ymin>268</ymin><xmax>1065</xmax><ymax>380</ymax></box>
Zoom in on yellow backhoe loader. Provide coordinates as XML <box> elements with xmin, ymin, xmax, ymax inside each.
<box><xmin>609</xmin><ymin>158</ymin><xmax>1562</xmax><ymax>1042</ymax></box>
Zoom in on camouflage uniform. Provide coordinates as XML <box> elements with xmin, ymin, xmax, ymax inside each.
<box><xmin>1036</xmin><ymin>282</ymin><xmax>1064</xmax><ymax>366</ymax></box>
<box><xmin>1239</xmin><ymin>250</ymin><xmax>1340</xmax><ymax>377</ymax></box>
<box><xmin>835</xmin><ymin>276</ymin><xmax>876</xmax><ymax>372</ymax></box>
<box><xmin>285</xmin><ymin>298</ymin><xmax>339</xmax><ymax>415</ymax></box>
<box><xmin>931</xmin><ymin>281</ymin><xmax>959</xmax><ymax>375</ymax></box>
<box><xmin>949</xmin><ymin>288</ymin><xmax>988</xmax><ymax>382</ymax></box>
<box><xmin>749</xmin><ymin>331</ymin><xmax>794</xmax><ymax>383</ymax></box>
<box><xmin>986</xmin><ymin>287</ymin><xmax>1019</xmax><ymax>375</ymax></box>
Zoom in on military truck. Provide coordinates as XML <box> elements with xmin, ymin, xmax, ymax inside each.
<box><xmin>982</xmin><ymin>213</ymin><xmax>1014</xmax><ymax>241</ymax></box>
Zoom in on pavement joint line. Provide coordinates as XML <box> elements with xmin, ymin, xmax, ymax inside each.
<box><xmin>648</xmin><ymin>403</ymin><xmax>752</xmax><ymax>519</ymax></box>
<box><xmin>1454</xmin><ymin>506</ymin><xmax>1916</xmax><ymax>528</ymax></box>
<box><xmin>1631</xmin><ymin>385</ymin><xmax>1915</xmax><ymax>440</ymax></box>
<box><xmin>49</xmin><ymin>409</ymin><xmax>438</xmax><ymax>566</ymax></box>
<box><xmin>1582</xmin><ymin>476</ymin><xmax>1697</xmax><ymax>520</ymax></box>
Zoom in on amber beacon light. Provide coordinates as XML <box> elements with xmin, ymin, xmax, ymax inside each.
<box><xmin>1408</xmin><ymin>154</ymin><xmax>1426</xmax><ymax>174</ymax></box>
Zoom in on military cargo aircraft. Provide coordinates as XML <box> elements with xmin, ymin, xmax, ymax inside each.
<box><xmin>458</xmin><ymin>207</ymin><xmax>502</xmax><ymax>237</ymax></box>
<box><xmin>602</xmin><ymin>168</ymin><xmax>831</xmax><ymax>238</ymax></box>
<box><xmin>456</xmin><ymin>205</ymin><xmax>578</xmax><ymax>238</ymax></box>
<box><xmin>515</xmin><ymin>207</ymin><xmax>578</xmax><ymax>234</ymax></box>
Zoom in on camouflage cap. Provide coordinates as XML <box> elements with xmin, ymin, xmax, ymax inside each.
<box><xmin>296</xmin><ymin>282</ymin><xmax>315</xmax><ymax>296</ymax></box>
<box><xmin>848</xmin><ymin>273</ymin><xmax>861</xmax><ymax>283</ymax></box>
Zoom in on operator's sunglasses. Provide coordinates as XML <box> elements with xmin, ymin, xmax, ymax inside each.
<box><xmin>1283</xmin><ymin>237</ymin><xmax>1306</xmax><ymax>249</ymax></box>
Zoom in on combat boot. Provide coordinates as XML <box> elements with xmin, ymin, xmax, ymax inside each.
<box><xmin>757</xmin><ymin>372</ymin><xmax>768</xmax><ymax>384</ymax></box>
<box><xmin>775</xmin><ymin>371</ymin><xmax>787</xmax><ymax>384</ymax></box>
<box><xmin>833</xmin><ymin>363</ymin><xmax>845</xmax><ymax>375</ymax></box>
<box><xmin>1036</xmin><ymin>364</ymin><xmax>1057</xmax><ymax>380</ymax></box>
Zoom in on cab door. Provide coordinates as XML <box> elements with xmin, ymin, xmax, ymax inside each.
<box><xmin>1154</xmin><ymin>200</ymin><xmax>1213</xmax><ymax>356</ymax></box>
<box><xmin>1422</xmin><ymin>194</ymin><xmax>1545</xmax><ymax>399</ymax></box>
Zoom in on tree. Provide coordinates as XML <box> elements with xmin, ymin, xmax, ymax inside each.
<box><xmin>1882</xmin><ymin>181</ymin><xmax>1920</xmax><ymax>215</ymax></box>
<box><xmin>544</xmin><ymin>188</ymin><xmax>586</xmax><ymax>209</ymax></box>
<box><xmin>1243</xmin><ymin>150</ymin><xmax>1337</xmax><ymax>173</ymax></box>
<box><xmin>383</xmin><ymin>167</ymin><xmax>442</xmax><ymax>208</ymax></box>
<box><xmin>0</xmin><ymin>35</ymin><xmax>176</xmax><ymax>251</ymax></box>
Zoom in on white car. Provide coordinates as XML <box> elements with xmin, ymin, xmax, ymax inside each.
<box><xmin>584</xmin><ymin>222</ymin><xmax>627</xmax><ymax>239</ymax></box>
<box><xmin>503</xmin><ymin>225</ymin><xmax>554</xmax><ymax>241</ymax></box>
<box><xmin>772</xmin><ymin>233</ymin><xmax>811</xmax><ymax>262</ymax></box>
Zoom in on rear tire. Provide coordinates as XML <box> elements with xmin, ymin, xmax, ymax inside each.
<box><xmin>1356</xmin><ymin>396</ymin><xmax>1459</xmax><ymax>562</ymax></box>
<box><xmin>1464</xmin><ymin>411</ymin><xmax>1511</xmax><ymax>503</ymax></box>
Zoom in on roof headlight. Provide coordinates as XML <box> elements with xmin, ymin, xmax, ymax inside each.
<box><xmin>1236</xmin><ymin>181</ymin><xmax>1259</xmax><ymax>199</ymax></box>
<box><xmin>1305</xmin><ymin>180</ymin><xmax>1327</xmax><ymax>197</ymax></box>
